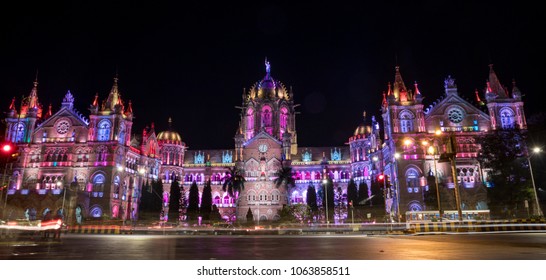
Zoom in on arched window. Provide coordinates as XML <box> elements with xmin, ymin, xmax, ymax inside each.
<box><xmin>261</xmin><ymin>105</ymin><xmax>272</xmax><ymax>134</ymax></box>
<box><xmin>279</xmin><ymin>107</ymin><xmax>288</xmax><ymax>138</ymax></box>
<box><xmin>13</xmin><ymin>122</ymin><xmax>25</xmax><ymax>143</ymax></box>
<box><xmin>500</xmin><ymin>107</ymin><xmax>516</xmax><ymax>129</ymax></box>
<box><xmin>406</xmin><ymin>168</ymin><xmax>420</xmax><ymax>193</ymax></box>
<box><xmin>92</xmin><ymin>174</ymin><xmax>105</xmax><ymax>193</ymax></box>
<box><xmin>399</xmin><ymin>111</ymin><xmax>415</xmax><ymax>133</ymax></box>
<box><xmin>97</xmin><ymin>120</ymin><xmax>111</xmax><ymax>141</ymax></box>
<box><xmin>246</xmin><ymin>107</ymin><xmax>254</xmax><ymax>139</ymax></box>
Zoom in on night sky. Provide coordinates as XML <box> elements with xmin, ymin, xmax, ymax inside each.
<box><xmin>1</xmin><ymin>1</ymin><xmax>545</xmax><ymax>150</ymax></box>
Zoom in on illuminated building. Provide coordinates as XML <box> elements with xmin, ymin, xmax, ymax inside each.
<box><xmin>2</xmin><ymin>62</ymin><xmax>528</xmax><ymax>223</ymax></box>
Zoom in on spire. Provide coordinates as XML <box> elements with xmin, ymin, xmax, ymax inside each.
<box><xmin>92</xmin><ymin>93</ymin><xmax>99</xmax><ymax>107</ymax></box>
<box><xmin>168</xmin><ymin>117</ymin><xmax>172</xmax><ymax>129</ymax></box>
<box><xmin>475</xmin><ymin>89</ymin><xmax>485</xmax><ymax>106</ymax></box>
<box><xmin>45</xmin><ymin>103</ymin><xmax>53</xmax><ymax>118</ymax></box>
<box><xmin>126</xmin><ymin>100</ymin><xmax>133</xmax><ymax>115</ymax></box>
<box><xmin>8</xmin><ymin>97</ymin><xmax>16</xmax><ymax>111</ymax></box>
<box><xmin>381</xmin><ymin>91</ymin><xmax>388</xmax><ymax>108</ymax></box>
<box><xmin>414</xmin><ymin>81</ymin><xmax>421</xmax><ymax>95</ymax></box>
<box><xmin>392</xmin><ymin>66</ymin><xmax>407</xmax><ymax>100</ymax></box>
<box><xmin>105</xmin><ymin>75</ymin><xmax>120</xmax><ymax>110</ymax></box>
<box><xmin>487</xmin><ymin>64</ymin><xmax>507</xmax><ymax>98</ymax></box>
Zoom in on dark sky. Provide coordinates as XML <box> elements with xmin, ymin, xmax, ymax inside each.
<box><xmin>1</xmin><ymin>1</ymin><xmax>545</xmax><ymax>150</ymax></box>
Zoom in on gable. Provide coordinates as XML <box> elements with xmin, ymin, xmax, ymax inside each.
<box><xmin>33</xmin><ymin>107</ymin><xmax>89</xmax><ymax>142</ymax></box>
<box><xmin>424</xmin><ymin>94</ymin><xmax>490</xmax><ymax>132</ymax></box>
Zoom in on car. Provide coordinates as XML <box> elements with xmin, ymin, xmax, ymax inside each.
<box><xmin>213</xmin><ymin>222</ymin><xmax>234</xmax><ymax>229</ymax></box>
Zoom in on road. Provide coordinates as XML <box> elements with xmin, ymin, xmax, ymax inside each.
<box><xmin>1</xmin><ymin>232</ymin><xmax>546</xmax><ymax>260</ymax></box>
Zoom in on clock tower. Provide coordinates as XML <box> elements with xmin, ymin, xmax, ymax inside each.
<box><xmin>233</xmin><ymin>59</ymin><xmax>297</xmax><ymax>221</ymax></box>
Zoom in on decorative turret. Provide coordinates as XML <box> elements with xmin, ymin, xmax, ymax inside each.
<box><xmin>62</xmin><ymin>90</ymin><xmax>75</xmax><ymax>109</ymax></box>
<box><xmin>511</xmin><ymin>79</ymin><xmax>522</xmax><ymax>100</ymax></box>
<box><xmin>444</xmin><ymin>75</ymin><xmax>458</xmax><ymax>96</ymax></box>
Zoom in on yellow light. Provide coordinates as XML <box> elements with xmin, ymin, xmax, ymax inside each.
<box><xmin>533</xmin><ymin>147</ymin><xmax>542</xmax><ymax>154</ymax></box>
<box><xmin>394</xmin><ymin>153</ymin><xmax>400</xmax><ymax>159</ymax></box>
<box><xmin>422</xmin><ymin>140</ymin><xmax>429</xmax><ymax>146</ymax></box>
<box><xmin>435</xmin><ymin>130</ymin><xmax>442</xmax><ymax>136</ymax></box>
<box><xmin>404</xmin><ymin>139</ymin><xmax>412</xmax><ymax>146</ymax></box>
<box><xmin>427</xmin><ymin>146</ymin><xmax>435</xmax><ymax>155</ymax></box>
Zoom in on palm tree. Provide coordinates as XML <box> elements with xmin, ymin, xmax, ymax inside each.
<box><xmin>274</xmin><ymin>163</ymin><xmax>295</xmax><ymax>205</ymax></box>
<box><xmin>222</xmin><ymin>166</ymin><xmax>246</xmax><ymax>199</ymax></box>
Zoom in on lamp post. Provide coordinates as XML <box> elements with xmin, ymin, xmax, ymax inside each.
<box><xmin>393</xmin><ymin>152</ymin><xmax>401</xmax><ymax>222</ymax></box>
<box><xmin>322</xmin><ymin>178</ymin><xmax>329</xmax><ymax>226</ymax></box>
<box><xmin>60</xmin><ymin>181</ymin><xmax>66</xmax><ymax>220</ymax></box>
<box><xmin>528</xmin><ymin>147</ymin><xmax>543</xmax><ymax>217</ymax></box>
<box><xmin>427</xmin><ymin>145</ymin><xmax>442</xmax><ymax>222</ymax></box>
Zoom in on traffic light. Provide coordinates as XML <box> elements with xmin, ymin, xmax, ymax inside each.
<box><xmin>377</xmin><ymin>173</ymin><xmax>384</xmax><ymax>181</ymax></box>
<box><xmin>1</xmin><ymin>143</ymin><xmax>12</xmax><ymax>153</ymax></box>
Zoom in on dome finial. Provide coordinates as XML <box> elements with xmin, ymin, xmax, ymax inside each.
<box><xmin>168</xmin><ymin>117</ymin><xmax>172</xmax><ymax>128</ymax></box>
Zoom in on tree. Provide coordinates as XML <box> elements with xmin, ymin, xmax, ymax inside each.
<box><xmin>201</xmin><ymin>179</ymin><xmax>213</xmax><ymax>221</ymax></box>
<box><xmin>346</xmin><ymin>179</ymin><xmax>358</xmax><ymax>207</ymax></box>
<box><xmin>274</xmin><ymin>163</ymin><xmax>295</xmax><ymax>205</ymax></box>
<box><xmin>306</xmin><ymin>184</ymin><xmax>318</xmax><ymax>214</ymax></box>
<box><xmin>168</xmin><ymin>179</ymin><xmax>181</xmax><ymax>222</ymax></box>
<box><xmin>187</xmin><ymin>181</ymin><xmax>200</xmax><ymax>221</ymax></box>
<box><xmin>357</xmin><ymin>181</ymin><xmax>368</xmax><ymax>206</ymax></box>
<box><xmin>246</xmin><ymin>208</ymin><xmax>254</xmax><ymax>224</ymax></box>
<box><xmin>477</xmin><ymin>129</ymin><xmax>534</xmax><ymax>218</ymax></box>
<box><xmin>222</xmin><ymin>166</ymin><xmax>246</xmax><ymax>201</ymax></box>
<box><xmin>423</xmin><ymin>175</ymin><xmax>438</xmax><ymax>210</ymax></box>
<box><xmin>321</xmin><ymin>178</ymin><xmax>335</xmax><ymax>221</ymax></box>
<box><xmin>179</xmin><ymin>184</ymin><xmax>187</xmax><ymax>221</ymax></box>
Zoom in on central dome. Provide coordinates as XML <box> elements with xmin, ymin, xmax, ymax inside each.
<box><xmin>246</xmin><ymin>58</ymin><xmax>290</xmax><ymax>101</ymax></box>
<box><xmin>157</xmin><ymin>118</ymin><xmax>183</xmax><ymax>145</ymax></box>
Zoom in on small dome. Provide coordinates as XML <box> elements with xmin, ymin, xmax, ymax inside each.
<box><xmin>157</xmin><ymin>130</ymin><xmax>182</xmax><ymax>144</ymax></box>
<box><xmin>157</xmin><ymin>118</ymin><xmax>183</xmax><ymax>145</ymax></box>
<box><xmin>354</xmin><ymin>124</ymin><xmax>372</xmax><ymax>136</ymax></box>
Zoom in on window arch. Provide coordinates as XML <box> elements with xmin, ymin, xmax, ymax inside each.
<box><xmin>97</xmin><ymin>120</ymin><xmax>111</xmax><ymax>141</ymax></box>
<box><xmin>405</xmin><ymin>168</ymin><xmax>420</xmax><ymax>193</ymax></box>
<box><xmin>499</xmin><ymin>107</ymin><xmax>516</xmax><ymax>129</ymax></box>
<box><xmin>92</xmin><ymin>173</ymin><xmax>106</xmax><ymax>193</ymax></box>
<box><xmin>399</xmin><ymin>111</ymin><xmax>415</xmax><ymax>133</ymax></box>
<box><xmin>261</xmin><ymin>105</ymin><xmax>272</xmax><ymax>134</ymax></box>
<box><xmin>13</xmin><ymin>122</ymin><xmax>26</xmax><ymax>143</ymax></box>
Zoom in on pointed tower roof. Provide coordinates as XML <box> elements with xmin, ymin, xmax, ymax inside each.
<box><xmin>104</xmin><ymin>75</ymin><xmax>121</xmax><ymax>111</ymax></box>
<box><xmin>8</xmin><ymin>97</ymin><xmax>16</xmax><ymax>111</ymax></box>
<box><xmin>487</xmin><ymin>64</ymin><xmax>508</xmax><ymax>98</ymax></box>
<box><xmin>126</xmin><ymin>100</ymin><xmax>133</xmax><ymax>115</ymax></box>
<box><xmin>475</xmin><ymin>89</ymin><xmax>485</xmax><ymax>106</ymax></box>
<box><xmin>44</xmin><ymin>103</ymin><xmax>53</xmax><ymax>119</ymax></box>
<box><xmin>381</xmin><ymin>91</ymin><xmax>388</xmax><ymax>109</ymax></box>
<box><xmin>392</xmin><ymin>66</ymin><xmax>407</xmax><ymax>100</ymax></box>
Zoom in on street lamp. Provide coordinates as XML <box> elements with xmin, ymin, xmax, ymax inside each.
<box><xmin>393</xmin><ymin>152</ymin><xmax>401</xmax><ymax>222</ymax></box>
<box><xmin>528</xmin><ymin>147</ymin><xmax>543</xmax><ymax>217</ymax></box>
<box><xmin>427</xmin><ymin>145</ymin><xmax>442</xmax><ymax>222</ymax></box>
<box><xmin>322</xmin><ymin>178</ymin><xmax>329</xmax><ymax>226</ymax></box>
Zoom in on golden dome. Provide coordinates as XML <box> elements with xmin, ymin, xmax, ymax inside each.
<box><xmin>354</xmin><ymin>124</ymin><xmax>372</xmax><ymax>136</ymax></box>
<box><xmin>157</xmin><ymin>118</ymin><xmax>183</xmax><ymax>144</ymax></box>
